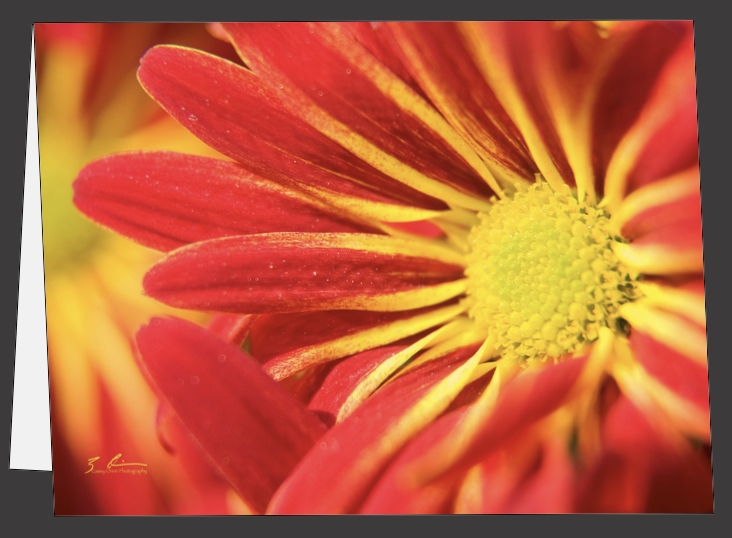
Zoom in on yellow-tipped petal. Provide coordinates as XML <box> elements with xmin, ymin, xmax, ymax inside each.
<box><xmin>612</xmin><ymin>241</ymin><xmax>703</xmax><ymax>275</ymax></box>
<box><xmin>610</xmin><ymin>167</ymin><xmax>700</xmax><ymax>234</ymax></box>
<box><xmin>619</xmin><ymin>302</ymin><xmax>707</xmax><ymax>367</ymax></box>
<box><xmin>266</xmin><ymin>302</ymin><xmax>468</xmax><ymax>380</ymax></box>
<box><xmin>336</xmin><ymin>318</ymin><xmax>472</xmax><ymax>423</ymax></box>
<box><xmin>636</xmin><ymin>281</ymin><xmax>706</xmax><ymax>327</ymax></box>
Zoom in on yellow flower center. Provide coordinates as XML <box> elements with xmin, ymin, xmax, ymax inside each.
<box><xmin>465</xmin><ymin>181</ymin><xmax>640</xmax><ymax>364</ymax></box>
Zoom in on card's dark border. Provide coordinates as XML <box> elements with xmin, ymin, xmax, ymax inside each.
<box><xmin>2</xmin><ymin>2</ymin><xmax>726</xmax><ymax>534</ymax></box>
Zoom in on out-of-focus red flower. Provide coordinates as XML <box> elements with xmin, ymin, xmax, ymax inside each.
<box><xmin>38</xmin><ymin>22</ymin><xmax>252</xmax><ymax>515</ymax></box>
<box><xmin>74</xmin><ymin>21</ymin><xmax>711</xmax><ymax>513</ymax></box>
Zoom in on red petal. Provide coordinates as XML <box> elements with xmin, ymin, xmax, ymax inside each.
<box><xmin>644</xmin><ymin>443</ymin><xmax>714</xmax><ymax>513</ymax></box>
<box><xmin>629</xmin><ymin>218</ymin><xmax>703</xmax><ymax>264</ymax></box>
<box><xmin>358</xmin><ymin>368</ymin><xmax>492</xmax><ymax>513</ymax></box>
<box><xmin>359</xmin><ymin>406</ymin><xmax>469</xmax><ymax>513</ymax></box>
<box><xmin>222</xmin><ymin>22</ymin><xmax>496</xmax><ymax>203</ymax></box>
<box><xmin>468</xmin><ymin>22</ymin><xmax>588</xmax><ymax>187</ymax></box>
<box><xmin>591</xmin><ymin>21</ymin><xmax>693</xmax><ymax>193</ymax></box>
<box><xmin>630</xmin><ymin>330</ymin><xmax>710</xmax><ymax>412</ymax></box>
<box><xmin>411</xmin><ymin>356</ymin><xmax>588</xmax><ymax>480</ymax></box>
<box><xmin>206</xmin><ymin>313</ymin><xmax>256</xmax><ymax>347</ymax></box>
<box><xmin>268</xmin><ymin>346</ymin><xmax>478</xmax><ymax>513</ymax></box>
<box><xmin>623</xmin><ymin>32</ymin><xmax>699</xmax><ymax>193</ymax></box>
<box><xmin>386</xmin><ymin>219</ymin><xmax>444</xmax><ymax>238</ymax></box>
<box><xmin>345</xmin><ymin>22</ymin><xmax>432</xmax><ymax>102</ymax></box>
<box><xmin>172</xmin><ymin>483</ymin><xmax>237</xmax><ymax>515</ymax></box>
<box><xmin>73</xmin><ymin>152</ymin><xmax>379</xmax><ymax>252</ymax></box>
<box><xmin>307</xmin><ymin>345</ymin><xmax>408</xmax><ymax>428</ymax></box>
<box><xmin>135</xmin><ymin>317</ymin><xmax>327</xmax><ymax>513</ymax></box>
<box><xmin>249</xmin><ymin>307</ymin><xmax>442</xmax><ymax>363</ymax></box>
<box><xmin>578</xmin><ymin>395</ymin><xmax>713</xmax><ymax>512</ymax></box>
<box><xmin>502</xmin><ymin>437</ymin><xmax>576</xmax><ymax>513</ymax></box>
<box><xmin>454</xmin><ymin>430</ymin><xmax>575</xmax><ymax>513</ymax></box>
<box><xmin>154</xmin><ymin>401</ymin><xmax>241</xmax><ymax>502</ymax></box>
<box><xmin>626</xmin><ymin>93</ymin><xmax>699</xmax><ymax>195</ymax></box>
<box><xmin>277</xmin><ymin>361</ymin><xmax>339</xmax><ymax>407</ymax></box>
<box><xmin>252</xmin><ymin>303</ymin><xmax>464</xmax><ymax>380</ymax></box>
<box><xmin>136</xmin><ymin>45</ymin><xmax>447</xmax><ymax>216</ymax></box>
<box><xmin>142</xmin><ymin>233</ymin><xmax>466</xmax><ymax>314</ymax></box>
<box><xmin>386</xmin><ymin>22</ymin><xmax>538</xmax><ymax>184</ymax></box>
<box><xmin>621</xmin><ymin>169</ymin><xmax>701</xmax><ymax>240</ymax></box>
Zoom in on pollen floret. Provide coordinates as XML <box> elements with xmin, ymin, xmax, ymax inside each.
<box><xmin>465</xmin><ymin>181</ymin><xmax>640</xmax><ymax>364</ymax></box>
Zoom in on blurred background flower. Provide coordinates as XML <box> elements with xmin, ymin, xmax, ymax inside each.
<box><xmin>37</xmin><ymin>22</ymin><xmax>252</xmax><ymax>514</ymax></box>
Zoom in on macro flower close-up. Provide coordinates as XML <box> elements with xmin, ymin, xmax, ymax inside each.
<box><xmin>68</xmin><ymin>21</ymin><xmax>711</xmax><ymax>514</ymax></box>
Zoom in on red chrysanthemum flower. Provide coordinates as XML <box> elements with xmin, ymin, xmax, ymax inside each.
<box><xmin>73</xmin><ymin>21</ymin><xmax>712</xmax><ymax>513</ymax></box>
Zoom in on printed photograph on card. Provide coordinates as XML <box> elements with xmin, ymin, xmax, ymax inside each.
<box><xmin>36</xmin><ymin>22</ymin><xmax>712</xmax><ymax>515</ymax></box>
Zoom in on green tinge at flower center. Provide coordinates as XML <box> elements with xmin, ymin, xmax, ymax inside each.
<box><xmin>465</xmin><ymin>181</ymin><xmax>640</xmax><ymax>364</ymax></box>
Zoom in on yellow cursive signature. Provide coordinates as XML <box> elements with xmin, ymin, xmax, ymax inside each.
<box><xmin>85</xmin><ymin>454</ymin><xmax>148</xmax><ymax>475</ymax></box>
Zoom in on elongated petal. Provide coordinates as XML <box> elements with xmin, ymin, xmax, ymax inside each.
<box><xmin>613</xmin><ymin>225</ymin><xmax>703</xmax><ymax>275</ymax></box>
<box><xmin>619</xmin><ymin>302</ymin><xmax>707</xmax><ymax>366</ymax></box>
<box><xmin>137</xmin><ymin>45</ymin><xmax>449</xmax><ymax>223</ymax></box>
<box><xmin>630</xmin><ymin>330</ymin><xmax>709</xmax><ymax>413</ymax></box>
<box><xmin>503</xmin><ymin>437</ymin><xmax>576</xmax><ymax>513</ymax></box>
<box><xmin>135</xmin><ymin>317</ymin><xmax>327</xmax><ymax>513</ymax></box>
<box><xmin>308</xmin><ymin>345</ymin><xmax>408</xmax><ymax>428</ymax></box>
<box><xmin>249</xmin><ymin>307</ymin><xmax>434</xmax><ymax>362</ymax></box>
<box><xmin>612</xmin><ymin>167</ymin><xmax>700</xmax><ymax>238</ymax></box>
<box><xmin>255</xmin><ymin>303</ymin><xmax>465</xmax><ymax>380</ymax></box>
<box><xmin>578</xmin><ymin>395</ymin><xmax>713</xmax><ymax>512</ymax></box>
<box><xmin>361</xmin><ymin>376</ymin><xmax>506</xmax><ymax>514</ymax></box>
<box><xmin>268</xmin><ymin>344</ymin><xmax>484</xmax><ymax>513</ymax></box>
<box><xmin>74</xmin><ymin>152</ymin><xmax>380</xmax><ymax>252</ymax></box>
<box><xmin>455</xmin><ymin>430</ymin><xmax>576</xmax><ymax>514</ymax></box>
<box><xmin>222</xmin><ymin>22</ymin><xmax>499</xmax><ymax>209</ymax></box>
<box><xmin>360</xmin><ymin>407</ymin><xmax>469</xmax><ymax>514</ymax></box>
<box><xmin>344</xmin><ymin>22</ymin><xmax>432</xmax><ymax>101</ymax></box>
<box><xmin>636</xmin><ymin>278</ymin><xmax>706</xmax><ymax>327</ymax></box>
<box><xmin>405</xmin><ymin>356</ymin><xmax>588</xmax><ymax>482</ymax></box>
<box><xmin>143</xmin><ymin>233</ymin><xmax>467</xmax><ymax>315</ymax></box>
<box><xmin>334</xmin><ymin>320</ymin><xmax>475</xmax><ymax>422</ymax></box>
<box><xmin>384</xmin><ymin>22</ymin><xmax>538</xmax><ymax>187</ymax></box>
<box><xmin>461</xmin><ymin>22</ymin><xmax>578</xmax><ymax>191</ymax></box>
<box><xmin>615</xmin><ymin>169</ymin><xmax>702</xmax><ymax>257</ymax></box>
<box><xmin>591</xmin><ymin>21</ymin><xmax>693</xmax><ymax>198</ymax></box>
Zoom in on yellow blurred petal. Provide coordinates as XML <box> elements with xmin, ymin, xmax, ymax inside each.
<box><xmin>619</xmin><ymin>302</ymin><xmax>708</xmax><ymax>366</ymax></box>
<box><xmin>612</xmin><ymin>344</ymin><xmax>710</xmax><ymax>442</ymax></box>
<box><xmin>610</xmin><ymin>167</ymin><xmax>700</xmax><ymax>234</ymax></box>
<box><xmin>612</xmin><ymin>241</ymin><xmax>703</xmax><ymax>275</ymax></box>
<box><xmin>636</xmin><ymin>281</ymin><xmax>706</xmax><ymax>327</ymax></box>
